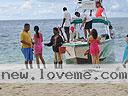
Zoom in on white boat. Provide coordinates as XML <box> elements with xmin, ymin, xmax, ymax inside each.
<box><xmin>63</xmin><ymin>0</ymin><xmax>113</xmax><ymax>64</ymax></box>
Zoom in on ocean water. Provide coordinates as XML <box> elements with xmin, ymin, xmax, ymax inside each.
<box><xmin>0</xmin><ymin>18</ymin><xmax>127</xmax><ymax>64</ymax></box>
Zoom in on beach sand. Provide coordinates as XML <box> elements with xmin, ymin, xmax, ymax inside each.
<box><xmin>0</xmin><ymin>64</ymin><xmax>127</xmax><ymax>96</ymax></box>
<box><xmin>0</xmin><ymin>83</ymin><xmax>128</xmax><ymax>96</ymax></box>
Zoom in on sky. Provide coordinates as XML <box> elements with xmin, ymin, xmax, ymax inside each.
<box><xmin>0</xmin><ymin>0</ymin><xmax>127</xmax><ymax>20</ymax></box>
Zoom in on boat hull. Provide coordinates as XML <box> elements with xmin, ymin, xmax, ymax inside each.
<box><xmin>64</xmin><ymin>39</ymin><xmax>113</xmax><ymax>64</ymax></box>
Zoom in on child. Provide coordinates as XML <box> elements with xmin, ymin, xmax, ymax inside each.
<box><xmin>44</xmin><ymin>27</ymin><xmax>64</xmax><ymax>69</ymax></box>
<box><xmin>88</xmin><ymin>29</ymin><xmax>100</xmax><ymax>64</ymax></box>
<box><xmin>33</xmin><ymin>26</ymin><xmax>46</xmax><ymax>69</ymax></box>
<box><xmin>122</xmin><ymin>35</ymin><xmax>128</xmax><ymax>66</ymax></box>
<box><xmin>20</xmin><ymin>23</ymin><xmax>33</xmax><ymax>69</ymax></box>
<box><xmin>70</xmin><ymin>25</ymin><xmax>75</xmax><ymax>42</ymax></box>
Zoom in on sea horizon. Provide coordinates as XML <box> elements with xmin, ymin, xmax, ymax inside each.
<box><xmin>0</xmin><ymin>17</ymin><xmax>128</xmax><ymax>21</ymax></box>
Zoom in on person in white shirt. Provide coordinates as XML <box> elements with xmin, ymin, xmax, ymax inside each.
<box><xmin>61</xmin><ymin>7</ymin><xmax>71</xmax><ymax>43</ymax></box>
<box><xmin>73</xmin><ymin>12</ymin><xmax>82</xmax><ymax>40</ymax></box>
<box><xmin>80</xmin><ymin>12</ymin><xmax>93</xmax><ymax>39</ymax></box>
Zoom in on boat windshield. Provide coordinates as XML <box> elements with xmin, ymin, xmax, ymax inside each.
<box><xmin>92</xmin><ymin>23</ymin><xmax>109</xmax><ymax>36</ymax></box>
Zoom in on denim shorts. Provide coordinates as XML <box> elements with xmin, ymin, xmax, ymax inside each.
<box><xmin>21</xmin><ymin>48</ymin><xmax>33</xmax><ymax>61</ymax></box>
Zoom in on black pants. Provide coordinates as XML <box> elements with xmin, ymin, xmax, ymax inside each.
<box><xmin>64</xmin><ymin>27</ymin><xmax>70</xmax><ymax>42</ymax></box>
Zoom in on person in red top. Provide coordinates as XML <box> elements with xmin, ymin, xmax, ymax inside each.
<box><xmin>33</xmin><ymin>26</ymin><xmax>46</xmax><ymax>69</ymax></box>
<box><xmin>96</xmin><ymin>1</ymin><xmax>104</xmax><ymax>17</ymax></box>
<box><xmin>88</xmin><ymin>29</ymin><xmax>100</xmax><ymax>64</ymax></box>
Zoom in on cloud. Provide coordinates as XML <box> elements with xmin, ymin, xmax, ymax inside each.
<box><xmin>103</xmin><ymin>0</ymin><xmax>128</xmax><ymax>17</ymax></box>
<box><xmin>38</xmin><ymin>0</ymin><xmax>70</xmax><ymax>3</ymax></box>
<box><xmin>0</xmin><ymin>0</ymin><xmax>128</xmax><ymax>20</ymax></box>
<box><xmin>111</xmin><ymin>2</ymin><xmax>119</xmax><ymax>10</ymax></box>
<box><xmin>21</xmin><ymin>0</ymin><xmax>32</xmax><ymax>10</ymax></box>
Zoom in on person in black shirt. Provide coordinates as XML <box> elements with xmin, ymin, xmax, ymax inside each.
<box><xmin>44</xmin><ymin>27</ymin><xmax>64</xmax><ymax>69</ymax></box>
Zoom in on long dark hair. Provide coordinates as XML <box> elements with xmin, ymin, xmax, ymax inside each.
<box><xmin>91</xmin><ymin>29</ymin><xmax>98</xmax><ymax>39</ymax></box>
<box><xmin>34</xmin><ymin>26</ymin><xmax>40</xmax><ymax>38</ymax></box>
<box><xmin>96</xmin><ymin>1</ymin><xmax>104</xmax><ymax>9</ymax></box>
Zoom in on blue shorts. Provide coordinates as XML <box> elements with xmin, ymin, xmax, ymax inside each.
<box><xmin>21</xmin><ymin>48</ymin><xmax>33</xmax><ymax>61</ymax></box>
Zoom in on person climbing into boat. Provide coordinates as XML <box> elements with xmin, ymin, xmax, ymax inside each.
<box><xmin>33</xmin><ymin>26</ymin><xmax>46</xmax><ymax>69</ymax></box>
<box><xmin>44</xmin><ymin>27</ymin><xmax>64</xmax><ymax>69</ymax></box>
<box><xmin>95</xmin><ymin>1</ymin><xmax>104</xmax><ymax>18</ymax></box>
<box><xmin>61</xmin><ymin>7</ymin><xmax>71</xmax><ymax>43</ymax></box>
<box><xmin>122</xmin><ymin>35</ymin><xmax>128</xmax><ymax>68</ymax></box>
<box><xmin>88</xmin><ymin>29</ymin><xmax>100</xmax><ymax>64</ymax></box>
<box><xmin>20</xmin><ymin>23</ymin><xmax>33</xmax><ymax>69</ymax></box>
<box><xmin>80</xmin><ymin>11</ymin><xmax>92</xmax><ymax>39</ymax></box>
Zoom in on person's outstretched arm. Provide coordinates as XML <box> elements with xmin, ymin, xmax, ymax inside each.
<box><xmin>44</xmin><ymin>36</ymin><xmax>53</xmax><ymax>46</ymax></box>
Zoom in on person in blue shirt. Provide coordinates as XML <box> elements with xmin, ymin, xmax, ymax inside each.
<box><xmin>123</xmin><ymin>35</ymin><xmax>128</xmax><ymax>68</ymax></box>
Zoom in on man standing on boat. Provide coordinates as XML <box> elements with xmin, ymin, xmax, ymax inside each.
<box><xmin>61</xmin><ymin>7</ymin><xmax>71</xmax><ymax>43</ymax></box>
<box><xmin>80</xmin><ymin>11</ymin><xmax>93</xmax><ymax>39</ymax></box>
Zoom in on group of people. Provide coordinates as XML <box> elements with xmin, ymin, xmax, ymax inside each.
<box><xmin>20</xmin><ymin>23</ymin><xmax>101</xmax><ymax>69</ymax></box>
<box><xmin>60</xmin><ymin>1</ymin><xmax>103</xmax><ymax>64</ymax></box>
<box><xmin>19</xmin><ymin>1</ymin><xmax>108</xmax><ymax>69</ymax></box>
<box><xmin>61</xmin><ymin>1</ymin><xmax>104</xmax><ymax>43</ymax></box>
<box><xmin>20</xmin><ymin>24</ymin><xmax>46</xmax><ymax>69</ymax></box>
<box><xmin>20</xmin><ymin>23</ymin><xmax>65</xmax><ymax>69</ymax></box>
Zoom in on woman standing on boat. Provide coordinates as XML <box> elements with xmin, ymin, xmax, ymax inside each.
<box><xmin>96</xmin><ymin>1</ymin><xmax>104</xmax><ymax>18</ymax></box>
